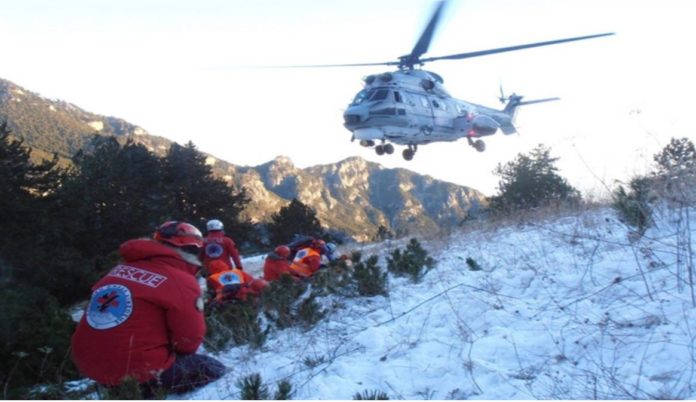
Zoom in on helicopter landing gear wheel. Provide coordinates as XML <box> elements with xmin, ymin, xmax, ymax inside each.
<box><xmin>468</xmin><ymin>137</ymin><xmax>486</xmax><ymax>152</ymax></box>
<box><xmin>402</xmin><ymin>144</ymin><xmax>417</xmax><ymax>161</ymax></box>
<box><xmin>383</xmin><ymin>144</ymin><xmax>394</xmax><ymax>154</ymax></box>
<box><xmin>375</xmin><ymin>145</ymin><xmax>385</xmax><ymax>155</ymax></box>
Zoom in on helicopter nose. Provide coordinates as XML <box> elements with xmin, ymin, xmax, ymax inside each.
<box><xmin>343</xmin><ymin>113</ymin><xmax>361</xmax><ymax>125</ymax></box>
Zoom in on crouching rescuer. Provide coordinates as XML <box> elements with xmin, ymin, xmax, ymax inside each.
<box><xmin>206</xmin><ymin>266</ymin><xmax>267</xmax><ymax>304</ymax></box>
<box><xmin>71</xmin><ymin>221</ymin><xmax>225</xmax><ymax>395</ymax></box>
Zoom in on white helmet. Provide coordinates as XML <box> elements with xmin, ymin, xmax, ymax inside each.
<box><xmin>326</xmin><ymin>242</ymin><xmax>337</xmax><ymax>255</ymax></box>
<box><xmin>206</xmin><ymin>219</ymin><xmax>224</xmax><ymax>231</ymax></box>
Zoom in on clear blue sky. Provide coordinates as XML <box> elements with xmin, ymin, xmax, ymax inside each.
<box><xmin>1</xmin><ymin>0</ymin><xmax>693</xmax><ymax>195</ymax></box>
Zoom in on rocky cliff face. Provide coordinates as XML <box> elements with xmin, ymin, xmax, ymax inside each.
<box><xmin>208</xmin><ymin>155</ymin><xmax>487</xmax><ymax>241</ymax></box>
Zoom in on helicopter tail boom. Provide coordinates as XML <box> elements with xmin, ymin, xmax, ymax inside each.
<box><xmin>501</xmin><ymin>94</ymin><xmax>560</xmax><ymax>129</ymax></box>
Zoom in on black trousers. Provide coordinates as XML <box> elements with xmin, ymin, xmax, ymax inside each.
<box><xmin>143</xmin><ymin>353</ymin><xmax>226</xmax><ymax>396</ymax></box>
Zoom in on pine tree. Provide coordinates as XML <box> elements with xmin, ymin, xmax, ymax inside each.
<box><xmin>653</xmin><ymin>137</ymin><xmax>696</xmax><ymax>177</ymax></box>
<box><xmin>267</xmin><ymin>198</ymin><xmax>325</xmax><ymax>246</ymax></box>
<box><xmin>161</xmin><ymin>142</ymin><xmax>251</xmax><ymax>243</ymax></box>
<box><xmin>0</xmin><ymin>122</ymin><xmax>65</xmax><ymax>287</ymax></box>
<box><xmin>489</xmin><ymin>144</ymin><xmax>580</xmax><ymax>212</ymax></box>
<box><xmin>24</xmin><ymin>136</ymin><xmax>165</xmax><ymax>303</ymax></box>
<box><xmin>652</xmin><ymin>137</ymin><xmax>696</xmax><ymax>200</ymax></box>
<box><xmin>57</xmin><ymin>136</ymin><xmax>167</xmax><ymax>259</ymax></box>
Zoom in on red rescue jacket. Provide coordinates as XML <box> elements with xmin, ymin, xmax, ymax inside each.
<box><xmin>262</xmin><ymin>252</ymin><xmax>294</xmax><ymax>281</ymax></box>
<box><xmin>207</xmin><ymin>268</ymin><xmax>267</xmax><ymax>301</ymax></box>
<box><xmin>289</xmin><ymin>247</ymin><xmax>322</xmax><ymax>278</ymax></box>
<box><xmin>71</xmin><ymin>239</ymin><xmax>205</xmax><ymax>386</ymax></box>
<box><xmin>202</xmin><ymin>231</ymin><xmax>243</xmax><ymax>271</ymax></box>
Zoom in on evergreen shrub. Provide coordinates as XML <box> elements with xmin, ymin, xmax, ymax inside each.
<box><xmin>386</xmin><ymin>238</ymin><xmax>436</xmax><ymax>283</ymax></box>
<box><xmin>0</xmin><ymin>285</ymin><xmax>78</xmax><ymax>399</ymax></box>
<box><xmin>296</xmin><ymin>293</ymin><xmax>326</xmax><ymax>329</ymax></box>
<box><xmin>205</xmin><ymin>299</ymin><xmax>267</xmax><ymax>350</ymax></box>
<box><xmin>354</xmin><ymin>389</ymin><xmax>390</xmax><ymax>399</ymax></box>
<box><xmin>311</xmin><ymin>258</ymin><xmax>355</xmax><ymax>297</ymax></box>
<box><xmin>612</xmin><ymin>176</ymin><xmax>654</xmax><ymax>237</ymax></box>
<box><xmin>261</xmin><ymin>275</ymin><xmax>322</xmax><ymax>329</ymax></box>
<box><xmin>465</xmin><ymin>257</ymin><xmax>483</xmax><ymax>271</ymax></box>
<box><xmin>352</xmin><ymin>253</ymin><xmax>388</xmax><ymax>296</ymax></box>
<box><xmin>238</xmin><ymin>373</ymin><xmax>293</xmax><ymax>400</ymax></box>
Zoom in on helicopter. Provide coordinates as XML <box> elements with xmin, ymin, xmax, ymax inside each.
<box><xmin>309</xmin><ymin>1</ymin><xmax>613</xmax><ymax>161</ymax></box>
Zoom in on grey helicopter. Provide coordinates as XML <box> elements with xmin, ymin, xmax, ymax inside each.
<box><xmin>306</xmin><ymin>1</ymin><xmax>613</xmax><ymax>161</ymax></box>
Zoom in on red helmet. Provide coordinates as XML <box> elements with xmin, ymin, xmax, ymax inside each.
<box><xmin>274</xmin><ymin>245</ymin><xmax>290</xmax><ymax>258</ymax></box>
<box><xmin>312</xmin><ymin>239</ymin><xmax>326</xmax><ymax>249</ymax></box>
<box><xmin>154</xmin><ymin>221</ymin><xmax>204</xmax><ymax>251</ymax></box>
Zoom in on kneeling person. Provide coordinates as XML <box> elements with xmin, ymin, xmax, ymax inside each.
<box><xmin>71</xmin><ymin>221</ymin><xmax>225</xmax><ymax>395</ymax></box>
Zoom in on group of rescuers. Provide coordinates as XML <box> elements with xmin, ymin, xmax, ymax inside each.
<box><xmin>71</xmin><ymin>219</ymin><xmax>347</xmax><ymax>396</ymax></box>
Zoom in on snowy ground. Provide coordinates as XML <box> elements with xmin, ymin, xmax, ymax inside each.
<box><xmin>161</xmin><ymin>205</ymin><xmax>695</xmax><ymax>400</ymax></box>
<box><xmin>68</xmin><ymin>205</ymin><xmax>695</xmax><ymax>399</ymax></box>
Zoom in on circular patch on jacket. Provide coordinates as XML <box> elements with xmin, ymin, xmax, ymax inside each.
<box><xmin>86</xmin><ymin>284</ymin><xmax>134</xmax><ymax>330</ymax></box>
<box><xmin>219</xmin><ymin>272</ymin><xmax>242</xmax><ymax>285</ymax></box>
<box><xmin>205</xmin><ymin>243</ymin><xmax>224</xmax><ymax>258</ymax></box>
<box><xmin>295</xmin><ymin>249</ymin><xmax>308</xmax><ymax>260</ymax></box>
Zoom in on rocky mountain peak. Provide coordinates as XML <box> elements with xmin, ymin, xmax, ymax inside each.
<box><xmin>270</xmin><ymin>155</ymin><xmax>294</xmax><ymax>167</ymax></box>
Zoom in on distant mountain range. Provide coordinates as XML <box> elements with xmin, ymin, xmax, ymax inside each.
<box><xmin>0</xmin><ymin>77</ymin><xmax>487</xmax><ymax>240</ymax></box>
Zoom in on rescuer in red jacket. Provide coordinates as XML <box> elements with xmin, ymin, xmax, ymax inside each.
<box><xmin>262</xmin><ymin>245</ymin><xmax>296</xmax><ymax>281</ymax></box>
<box><xmin>71</xmin><ymin>221</ymin><xmax>225</xmax><ymax>395</ymax></box>
<box><xmin>289</xmin><ymin>239</ymin><xmax>335</xmax><ymax>278</ymax></box>
<box><xmin>207</xmin><ymin>267</ymin><xmax>268</xmax><ymax>303</ymax></box>
<box><xmin>202</xmin><ymin>219</ymin><xmax>243</xmax><ymax>273</ymax></box>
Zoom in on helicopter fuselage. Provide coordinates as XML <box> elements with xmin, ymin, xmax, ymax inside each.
<box><xmin>343</xmin><ymin>69</ymin><xmax>516</xmax><ymax>158</ymax></box>
<box><xmin>302</xmin><ymin>0</ymin><xmax>611</xmax><ymax>161</ymax></box>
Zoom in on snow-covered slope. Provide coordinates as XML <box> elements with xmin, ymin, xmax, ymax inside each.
<box><xmin>186</xmin><ymin>206</ymin><xmax>695</xmax><ymax>400</ymax></box>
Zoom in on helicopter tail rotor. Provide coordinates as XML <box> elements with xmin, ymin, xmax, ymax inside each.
<box><xmin>498</xmin><ymin>85</ymin><xmax>506</xmax><ymax>104</ymax></box>
<box><xmin>498</xmin><ymin>85</ymin><xmax>526</xmax><ymax>106</ymax></box>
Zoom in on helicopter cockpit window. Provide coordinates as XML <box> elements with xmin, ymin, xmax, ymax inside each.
<box><xmin>370</xmin><ymin>89</ymin><xmax>389</xmax><ymax>101</ymax></box>
<box><xmin>351</xmin><ymin>89</ymin><xmax>371</xmax><ymax>105</ymax></box>
<box><xmin>352</xmin><ymin>89</ymin><xmax>391</xmax><ymax>105</ymax></box>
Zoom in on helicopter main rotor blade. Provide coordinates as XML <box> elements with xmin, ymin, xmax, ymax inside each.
<box><xmin>256</xmin><ymin>61</ymin><xmax>400</xmax><ymax>69</ymax></box>
<box><xmin>401</xmin><ymin>1</ymin><xmax>448</xmax><ymax>68</ymax></box>
<box><xmin>420</xmin><ymin>32</ymin><xmax>614</xmax><ymax>63</ymax></box>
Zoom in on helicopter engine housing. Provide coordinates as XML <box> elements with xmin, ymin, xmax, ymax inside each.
<box><xmin>471</xmin><ymin>115</ymin><xmax>500</xmax><ymax>135</ymax></box>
